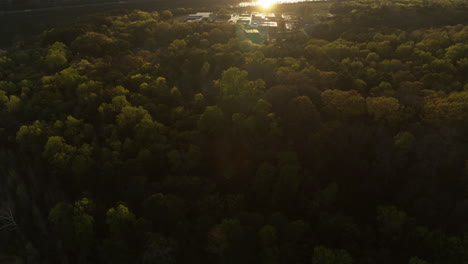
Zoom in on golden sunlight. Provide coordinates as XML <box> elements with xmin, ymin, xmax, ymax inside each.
<box><xmin>256</xmin><ymin>0</ymin><xmax>276</xmax><ymax>9</ymax></box>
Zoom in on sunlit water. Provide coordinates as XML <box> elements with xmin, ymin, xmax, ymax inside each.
<box><xmin>239</xmin><ymin>0</ymin><xmax>326</xmax><ymax>8</ymax></box>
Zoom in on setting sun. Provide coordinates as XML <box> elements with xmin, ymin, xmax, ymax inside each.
<box><xmin>257</xmin><ymin>0</ymin><xmax>276</xmax><ymax>9</ymax></box>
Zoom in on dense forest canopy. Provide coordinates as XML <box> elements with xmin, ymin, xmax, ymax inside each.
<box><xmin>1</xmin><ymin>0</ymin><xmax>468</xmax><ymax>263</ymax></box>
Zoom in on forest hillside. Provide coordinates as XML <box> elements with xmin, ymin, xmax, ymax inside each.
<box><xmin>1</xmin><ymin>1</ymin><xmax>468</xmax><ymax>263</ymax></box>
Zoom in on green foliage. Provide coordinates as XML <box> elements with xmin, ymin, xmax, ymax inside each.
<box><xmin>6</xmin><ymin>95</ymin><xmax>21</xmax><ymax>113</ymax></box>
<box><xmin>16</xmin><ymin>120</ymin><xmax>47</xmax><ymax>155</ymax></box>
<box><xmin>198</xmin><ymin>105</ymin><xmax>224</xmax><ymax>136</ymax></box>
<box><xmin>445</xmin><ymin>43</ymin><xmax>468</xmax><ymax>62</ymax></box>
<box><xmin>409</xmin><ymin>257</ymin><xmax>429</xmax><ymax>264</ymax></box>
<box><xmin>219</xmin><ymin>67</ymin><xmax>263</xmax><ymax>116</ymax></box>
<box><xmin>71</xmin><ymin>32</ymin><xmax>117</xmax><ymax>57</ymax></box>
<box><xmin>322</xmin><ymin>90</ymin><xmax>366</xmax><ymax>120</ymax></box>
<box><xmin>48</xmin><ymin>199</ymin><xmax>94</xmax><ymax>258</ymax></box>
<box><xmin>272</xmin><ymin>152</ymin><xmax>302</xmax><ymax>206</ymax></box>
<box><xmin>143</xmin><ymin>234</ymin><xmax>177</xmax><ymax>264</ymax></box>
<box><xmin>313</xmin><ymin>183</ymin><xmax>338</xmax><ymax>209</ymax></box>
<box><xmin>394</xmin><ymin>131</ymin><xmax>415</xmax><ymax>151</ymax></box>
<box><xmin>258</xmin><ymin>225</ymin><xmax>279</xmax><ymax>264</ymax></box>
<box><xmin>168</xmin><ymin>39</ymin><xmax>187</xmax><ymax>57</ymax></box>
<box><xmin>161</xmin><ymin>10</ymin><xmax>173</xmax><ymax>20</ymax></box>
<box><xmin>366</xmin><ymin>96</ymin><xmax>400</xmax><ymax>122</ymax></box>
<box><xmin>42</xmin><ymin>136</ymin><xmax>76</xmax><ymax>169</ymax></box>
<box><xmin>44</xmin><ymin>42</ymin><xmax>69</xmax><ymax>71</ymax></box>
<box><xmin>2</xmin><ymin>3</ymin><xmax>468</xmax><ymax>264</ymax></box>
<box><xmin>312</xmin><ymin>246</ymin><xmax>353</xmax><ymax>264</ymax></box>
<box><xmin>377</xmin><ymin>205</ymin><xmax>407</xmax><ymax>239</ymax></box>
<box><xmin>106</xmin><ymin>204</ymin><xmax>136</xmax><ymax>238</ymax></box>
<box><xmin>207</xmin><ymin>218</ymin><xmax>244</xmax><ymax>261</ymax></box>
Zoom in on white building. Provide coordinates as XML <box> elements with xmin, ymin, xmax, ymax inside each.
<box><xmin>229</xmin><ymin>13</ymin><xmax>252</xmax><ymax>25</ymax></box>
<box><xmin>184</xmin><ymin>12</ymin><xmax>213</xmax><ymax>23</ymax></box>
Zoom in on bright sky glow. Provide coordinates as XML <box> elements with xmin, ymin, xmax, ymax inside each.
<box><xmin>239</xmin><ymin>0</ymin><xmax>312</xmax><ymax>8</ymax></box>
<box><xmin>257</xmin><ymin>0</ymin><xmax>276</xmax><ymax>9</ymax></box>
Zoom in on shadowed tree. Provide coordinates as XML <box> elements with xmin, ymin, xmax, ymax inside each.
<box><xmin>48</xmin><ymin>198</ymin><xmax>94</xmax><ymax>262</ymax></box>
<box><xmin>198</xmin><ymin>106</ymin><xmax>225</xmax><ymax>136</ymax></box>
<box><xmin>312</xmin><ymin>246</ymin><xmax>353</xmax><ymax>264</ymax></box>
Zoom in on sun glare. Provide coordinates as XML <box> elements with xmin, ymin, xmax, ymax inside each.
<box><xmin>257</xmin><ymin>0</ymin><xmax>276</xmax><ymax>9</ymax></box>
